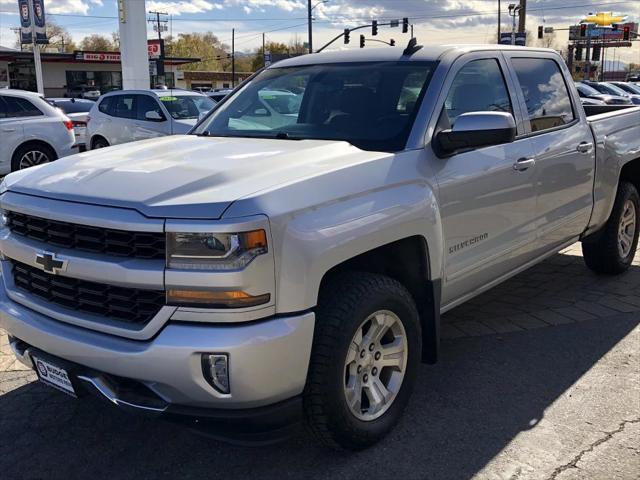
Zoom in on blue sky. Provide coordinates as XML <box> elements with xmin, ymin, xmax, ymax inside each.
<box><xmin>0</xmin><ymin>0</ymin><xmax>638</xmax><ymax>64</ymax></box>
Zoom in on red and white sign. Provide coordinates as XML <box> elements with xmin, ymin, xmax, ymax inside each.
<box><xmin>80</xmin><ymin>52</ymin><xmax>121</xmax><ymax>62</ymax></box>
<box><xmin>148</xmin><ymin>39</ymin><xmax>162</xmax><ymax>58</ymax></box>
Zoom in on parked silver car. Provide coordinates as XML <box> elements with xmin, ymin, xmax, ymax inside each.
<box><xmin>0</xmin><ymin>89</ymin><xmax>76</xmax><ymax>173</ymax></box>
<box><xmin>86</xmin><ymin>89</ymin><xmax>215</xmax><ymax>149</ymax></box>
<box><xmin>48</xmin><ymin>98</ymin><xmax>94</xmax><ymax>151</ymax></box>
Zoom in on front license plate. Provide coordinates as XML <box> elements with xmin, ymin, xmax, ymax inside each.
<box><xmin>33</xmin><ymin>356</ymin><xmax>77</xmax><ymax>397</ymax></box>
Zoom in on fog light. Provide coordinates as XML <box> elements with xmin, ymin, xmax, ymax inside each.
<box><xmin>202</xmin><ymin>353</ymin><xmax>230</xmax><ymax>394</ymax></box>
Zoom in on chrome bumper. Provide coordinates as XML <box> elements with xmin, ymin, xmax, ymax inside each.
<box><xmin>0</xmin><ymin>285</ymin><xmax>315</xmax><ymax>409</ymax></box>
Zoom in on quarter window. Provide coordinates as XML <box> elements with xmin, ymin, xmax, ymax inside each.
<box><xmin>442</xmin><ymin>59</ymin><xmax>512</xmax><ymax>127</ymax></box>
<box><xmin>1</xmin><ymin>96</ymin><xmax>43</xmax><ymax>118</ymax></box>
<box><xmin>511</xmin><ymin>58</ymin><xmax>575</xmax><ymax>133</ymax></box>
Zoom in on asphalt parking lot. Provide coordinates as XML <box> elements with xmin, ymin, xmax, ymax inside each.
<box><xmin>1</xmin><ymin>244</ymin><xmax>638</xmax><ymax>480</ymax></box>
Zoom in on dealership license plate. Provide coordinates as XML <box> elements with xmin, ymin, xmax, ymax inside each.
<box><xmin>33</xmin><ymin>356</ymin><xmax>77</xmax><ymax>397</ymax></box>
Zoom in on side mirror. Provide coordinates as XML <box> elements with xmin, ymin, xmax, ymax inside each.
<box><xmin>145</xmin><ymin>110</ymin><xmax>164</xmax><ymax>121</ymax></box>
<box><xmin>437</xmin><ymin>112</ymin><xmax>516</xmax><ymax>155</ymax></box>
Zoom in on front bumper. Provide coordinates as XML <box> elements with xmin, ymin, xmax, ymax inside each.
<box><xmin>0</xmin><ymin>284</ymin><xmax>315</xmax><ymax>410</ymax></box>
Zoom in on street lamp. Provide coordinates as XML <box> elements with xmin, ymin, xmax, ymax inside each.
<box><xmin>308</xmin><ymin>0</ymin><xmax>329</xmax><ymax>53</ymax></box>
<box><xmin>508</xmin><ymin>3</ymin><xmax>521</xmax><ymax>45</ymax></box>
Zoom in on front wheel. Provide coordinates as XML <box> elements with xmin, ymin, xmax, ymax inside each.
<box><xmin>304</xmin><ymin>272</ymin><xmax>421</xmax><ymax>450</ymax></box>
<box><xmin>582</xmin><ymin>181</ymin><xmax>639</xmax><ymax>274</ymax></box>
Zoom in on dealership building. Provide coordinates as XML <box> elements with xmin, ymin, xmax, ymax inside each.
<box><xmin>0</xmin><ymin>46</ymin><xmax>196</xmax><ymax>96</ymax></box>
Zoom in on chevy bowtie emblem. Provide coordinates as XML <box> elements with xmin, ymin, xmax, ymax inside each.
<box><xmin>35</xmin><ymin>252</ymin><xmax>67</xmax><ymax>275</ymax></box>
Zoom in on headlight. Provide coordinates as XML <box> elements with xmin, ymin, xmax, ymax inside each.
<box><xmin>167</xmin><ymin>230</ymin><xmax>268</xmax><ymax>271</ymax></box>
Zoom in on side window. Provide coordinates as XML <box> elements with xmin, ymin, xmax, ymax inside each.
<box><xmin>111</xmin><ymin>94</ymin><xmax>136</xmax><ymax>119</ymax></box>
<box><xmin>511</xmin><ymin>58</ymin><xmax>575</xmax><ymax>133</ymax></box>
<box><xmin>0</xmin><ymin>98</ymin><xmax>8</xmax><ymax>119</ymax></box>
<box><xmin>442</xmin><ymin>59</ymin><xmax>512</xmax><ymax>127</ymax></box>
<box><xmin>98</xmin><ymin>97</ymin><xmax>113</xmax><ymax>116</ymax></box>
<box><xmin>2</xmin><ymin>96</ymin><xmax>43</xmax><ymax>118</ymax></box>
<box><xmin>136</xmin><ymin>95</ymin><xmax>164</xmax><ymax>121</ymax></box>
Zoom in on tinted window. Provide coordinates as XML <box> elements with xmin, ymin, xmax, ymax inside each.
<box><xmin>111</xmin><ymin>94</ymin><xmax>136</xmax><ymax>119</ymax></box>
<box><xmin>442</xmin><ymin>59</ymin><xmax>512</xmax><ymax>126</ymax></box>
<box><xmin>98</xmin><ymin>96</ymin><xmax>114</xmax><ymax>115</ymax></box>
<box><xmin>2</xmin><ymin>96</ymin><xmax>43</xmax><ymax>117</ymax></box>
<box><xmin>136</xmin><ymin>95</ymin><xmax>164</xmax><ymax>121</ymax></box>
<box><xmin>51</xmin><ymin>99</ymin><xmax>94</xmax><ymax>114</ymax></box>
<box><xmin>196</xmin><ymin>62</ymin><xmax>436</xmax><ymax>152</ymax></box>
<box><xmin>512</xmin><ymin>58</ymin><xmax>575</xmax><ymax>133</ymax></box>
<box><xmin>0</xmin><ymin>98</ymin><xmax>8</xmax><ymax>118</ymax></box>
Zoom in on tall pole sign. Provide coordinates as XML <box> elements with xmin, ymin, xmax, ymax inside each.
<box><xmin>18</xmin><ymin>0</ymin><xmax>47</xmax><ymax>95</ymax></box>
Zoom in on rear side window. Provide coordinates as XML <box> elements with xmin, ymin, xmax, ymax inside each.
<box><xmin>111</xmin><ymin>95</ymin><xmax>136</xmax><ymax>119</ymax></box>
<box><xmin>98</xmin><ymin>97</ymin><xmax>114</xmax><ymax>115</ymax></box>
<box><xmin>511</xmin><ymin>58</ymin><xmax>575</xmax><ymax>133</ymax></box>
<box><xmin>1</xmin><ymin>96</ymin><xmax>43</xmax><ymax>117</ymax></box>
<box><xmin>442</xmin><ymin>59</ymin><xmax>512</xmax><ymax>127</ymax></box>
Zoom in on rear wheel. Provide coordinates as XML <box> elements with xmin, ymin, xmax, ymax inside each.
<box><xmin>304</xmin><ymin>272</ymin><xmax>421</xmax><ymax>450</ymax></box>
<box><xmin>11</xmin><ymin>143</ymin><xmax>56</xmax><ymax>171</ymax></box>
<box><xmin>582</xmin><ymin>181</ymin><xmax>639</xmax><ymax>274</ymax></box>
<box><xmin>92</xmin><ymin>137</ymin><xmax>109</xmax><ymax>149</ymax></box>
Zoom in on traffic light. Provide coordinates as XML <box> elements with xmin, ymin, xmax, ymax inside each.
<box><xmin>402</xmin><ymin>17</ymin><xmax>409</xmax><ymax>34</ymax></box>
<box><xmin>360</xmin><ymin>34</ymin><xmax>365</xmax><ymax>48</ymax></box>
<box><xmin>344</xmin><ymin>28</ymin><xmax>350</xmax><ymax>44</ymax></box>
<box><xmin>580</xmin><ymin>23</ymin><xmax>587</xmax><ymax>37</ymax></box>
<box><xmin>575</xmin><ymin>45</ymin><xmax>583</xmax><ymax>61</ymax></box>
<box><xmin>372</xmin><ymin>20</ymin><xmax>378</xmax><ymax>36</ymax></box>
<box><xmin>390</xmin><ymin>39</ymin><xmax>396</xmax><ymax>46</ymax></box>
<box><xmin>592</xmin><ymin>45</ymin><xmax>601</xmax><ymax>61</ymax></box>
<box><xmin>538</xmin><ymin>25</ymin><xmax>543</xmax><ymax>39</ymax></box>
<box><xmin>623</xmin><ymin>26</ymin><xmax>630</xmax><ymax>41</ymax></box>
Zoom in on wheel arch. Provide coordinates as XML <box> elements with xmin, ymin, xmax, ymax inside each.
<box><xmin>90</xmin><ymin>134</ymin><xmax>109</xmax><ymax>149</ymax></box>
<box><xmin>11</xmin><ymin>140</ymin><xmax>58</xmax><ymax>170</ymax></box>
<box><xmin>619</xmin><ymin>158</ymin><xmax>640</xmax><ymax>194</ymax></box>
<box><xmin>317</xmin><ymin>236</ymin><xmax>441</xmax><ymax>364</ymax></box>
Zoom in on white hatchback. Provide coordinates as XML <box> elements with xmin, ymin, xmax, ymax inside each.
<box><xmin>0</xmin><ymin>89</ymin><xmax>77</xmax><ymax>174</ymax></box>
<box><xmin>86</xmin><ymin>89</ymin><xmax>215</xmax><ymax>149</ymax></box>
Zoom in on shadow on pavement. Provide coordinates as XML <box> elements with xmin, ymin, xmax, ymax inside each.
<box><xmin>1</xmin><ymin>311</ymin><xmax>638</xmax><ymax>479</ymax></box>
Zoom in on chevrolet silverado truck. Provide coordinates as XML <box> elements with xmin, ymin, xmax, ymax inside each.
<box><xmin>1</xmin><ymin>45</ymin><xmax>639</xmax><ymax>450</ymax></box>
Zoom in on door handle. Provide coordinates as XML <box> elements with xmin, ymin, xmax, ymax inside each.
<box><xmin>1</xmin><ymin>128</ymin><xmax>16</xmax><ymax>132</ymax></box>
<box><xmin>513</xmin><ymin>158</ymin><xmax>536</xmax><ymax>171</ymax></box>
<box><xmin>577</xmin><ymin>142</ymin><xmax>594</xmax><ymax>153</ymax></box>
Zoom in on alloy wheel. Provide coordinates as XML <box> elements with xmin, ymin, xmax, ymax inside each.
<box><xmin>19</xmin><ymin>150</ymin><xmax>50</xmax><ymax>169</ymax></box>
<box><xmin>618</xmin><ymin>199</ymin><xmax>637</xmax><ymax>258</ymax></box>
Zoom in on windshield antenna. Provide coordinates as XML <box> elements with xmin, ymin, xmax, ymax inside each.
<box><xmin>403</xmin><ymin>37</ymin><xmax>422</xmax><ymax>56</ymax></box>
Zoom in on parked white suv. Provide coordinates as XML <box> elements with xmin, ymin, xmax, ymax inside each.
<box><xmin>0</xmin><ymin>89</ymin><xmax>76</xmax><ymax>174</ymax></box>
<box><xmin>87</xmin><ymin>89</ymin><xmax>215</xmax><ymax>149</ymax></box>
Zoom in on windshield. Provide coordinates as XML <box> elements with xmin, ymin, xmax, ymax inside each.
<box><xmin>598</xmin><ymin>83</ymin><xmax>628</xmax><ymax>96</ymax></box>
<box><xmin>159</xmin><ymin>95</ymin><xmax>215</xmax><ymax>120</ymax></box>
<box><xmin>194</xmin><ymin>62</ymin><xmax>436</xmax><ymax>152</ymax></box>
<box><xmin>576</xmin><ymin>83</ymin><xmax>600</xmax><ymax>96</ymax></box>
<box><xmin>616</xmin><ymin>83</ymin><xmax>640</xmax><ymax>94</ymax></box>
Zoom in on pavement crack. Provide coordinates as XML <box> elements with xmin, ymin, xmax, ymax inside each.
<box><xmin>547</xmin><ymin>417</ymin><xmax>640</xmax><ymax>480</ymax></box>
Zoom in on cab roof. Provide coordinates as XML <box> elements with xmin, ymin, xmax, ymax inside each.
<box><xmin>269</xmin><ymin>44</ymin><xmax>557</xmax><ymax>68</ymax></box>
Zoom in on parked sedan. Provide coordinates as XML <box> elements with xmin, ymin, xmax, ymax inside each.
<box><xmin>574</xmin><ymin>82</ymin><xmax>631</xmax><ymax>105</ymax></box>
<box><xmin>0</xmin><ymin>89</ymin><xmax>76</xmax><ymax>173</ymax></box>
<box><xmin>583</xmin><ymin>81</ymin><xmax>640</xmax><ymax>105</ymax></box>
<box><xmin>609</xmin><ymin>81</ymin><xmax>640</xmax><ymax>96</ymax></box>
<box><xmin>48</xmin><ymin>97</ymin><xmax>94</xmax><ymax>150</ymax></box>
<box><xmin>87</xmin><ymin>89</ymin><xmax>215</xmax><ymax>149</ymax></box>
<box><xmin>66</xmin><ymin>85</ymin><xmax>101</xmax><ymax>100</ymax></box>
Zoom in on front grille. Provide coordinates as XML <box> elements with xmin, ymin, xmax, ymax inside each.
<box><xmin>11</xmin><ymin>260</ymin><xmax>165</xmax><ymax>326</ymax></box>
<box><xmin>6</xmin><ymin>211</ymin><xmax>165</xmax><ymax>260</ymax></box>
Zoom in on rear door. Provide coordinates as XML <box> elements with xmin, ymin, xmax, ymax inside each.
<box><xmin>432</xmin><ymin>53</ymin><xmax>539</xmax><ymax>307</ymax></box>
<box><xmin>504</xmin><ymin>53</ymin><xmax>595</xmax><ymax>252</ymax></box>
<box><xmin>108</xmin><ymin>94</ymin><xmax>138</xmax><ymax>145</ymax></box>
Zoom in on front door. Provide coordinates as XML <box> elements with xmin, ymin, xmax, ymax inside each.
<box><xmin>431</xmin><ymin>55</ymin><xmax>539</xmax><ymax>308</ymax></box>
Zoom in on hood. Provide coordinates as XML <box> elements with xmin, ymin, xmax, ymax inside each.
<box><xmin>172</xmin><ymin>118</ymin><xmax>198</xmax><ymax>133</ymax></box>
<box><xmin>5</xmin><ymin>135</ymin><xmax>384</xmax><ymax>219</ymax></box>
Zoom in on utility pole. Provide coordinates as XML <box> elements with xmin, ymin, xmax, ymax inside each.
<box><xmin>497</xmin><ymin>0</ymin><xmax>501</xmax><ymax>43</ymax></box>
<box><xmin>307</xmin><ymin>0</ymin><xmax>313</xmax><ymax>53</ymax></box>
<box><xmin>27</xmin><ymin>0</ymin><xmax>44</xmax><ymax>95</ymax></box>
<box><xmin>262</xmin><ymin>32</ymin><xmax>266</xmax><ymax>68</ymax></box>
<box><xmin>148</xmin><ymin>11</ymin><xmax>167</xmax><ymax>87</ymax></box>
<box><xmin>518</xmin><ymin>0</ymin><xmax>526</xmax><ymax>34</ymax></box>
<box><xmin>508</xmin><ymin>4</ymin><xmax>521</xmax><ymax>45</ymax></box>
<box><xmin>583</xmin><ymin>32</ymin><xmax>592</xmax><ymax>81</ymax></box>
<box><xmin>232</xmin><ymin>28</ymin><xmax>235</xmax><ymax>88</ymax></box>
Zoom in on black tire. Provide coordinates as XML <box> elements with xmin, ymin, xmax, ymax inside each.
<box><xmin>92</xmin><ymin>137</ymin><xmax>109</xmax><ymax>149</ymax></box>
<box><xmin>304</xmin><ymin>272</ymin><xmax>422</xmax><ymax>450</ymax></box>
<box><xmin>11</xmin><ymin>143</ymin><xmax>57</xmax><ymax>172</ymax></box>
<box><xmin>582</xmin><ymin>181</ymin><xmax>639</xmax><ymax>274</ymax></box>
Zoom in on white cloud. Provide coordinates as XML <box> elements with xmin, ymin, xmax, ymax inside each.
<box><xmin>146</xmin><ymin>0</ymin><xmax>224</xmax><ymax>16</ymax></box>
<box><xmin>0</xmin><ymin>0</ymin><xmax>93</xmax><ymax>14</ymax></box>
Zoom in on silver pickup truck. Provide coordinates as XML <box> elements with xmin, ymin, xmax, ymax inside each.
<box><xmin>1</xmin><ymin>45</ymin><xmax>638</xmax><ymax>450</ymax></box>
